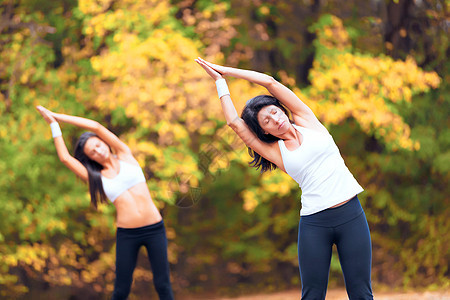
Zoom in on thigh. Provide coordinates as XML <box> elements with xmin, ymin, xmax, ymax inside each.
<box><xmin>335</xmin><ymin>213</ymin><xmax>373</xmax><ymax>299</ymax></box>
<box><xmin>142</xmin><ymin>224</ymin><xmax>174</xmax><ymax>299</ymax></box>
<box><xmin>115</xmin><ymin>232</ymin><xmax>140</xmax><ymax>287</ymax></box>
<box><xmin>142</xmin><ymin>226</ymin><xmax>170</xmax><ymax>275</ymax></box>
<box><xmin>298</xmin><ymin>221</ymin><xmax>334</xmax><ymax>300</ymax></box>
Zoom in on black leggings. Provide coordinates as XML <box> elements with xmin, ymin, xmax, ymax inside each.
<box><xmin>298</xmin><ymin>196</ymin><xmax>373</xmax><ymax>300</ymax></box>
<box><xmin>112</xmin><ymin>220</ymin><xmax>174</xmax><ymax>300</ymax></box>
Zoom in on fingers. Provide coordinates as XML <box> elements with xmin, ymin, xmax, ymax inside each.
<box><xmin>36</xmin><ymin>106</ymin><xmax>46</xmax><ymax>116</ymax></box>
<box><xmin>196</xmin><ymin>57</ymin><xmax>214</xmax><ymax>66</ymax></box>
<box><xmin>194</xmin><ymin>58</ymin><xmax>204</xmax><ymax>66</ymax></box>
<box><xmin>36</xmin><ymin>105</ymin><xmax>56</xmax><ymax>123</ymax></box>
<box><xmin>195</xmin><ymin>58</ymin><xmax>222</xmax><ymax>80</ymax></box>
<box><xmin>195</xmin><ymin>59</ymin><xmax>212</xmax><ymax>72</ymax></box>
<box><xmin>196</xmin><ymin>57</ymin><xmax>206</xmax><ymax>63</ymax></box>
<box><xmin>196</xmin><ymin>57</ymin><xmax>216</xmax><ymax>69</ymax></box>
<box><xmin>36</xmin><ymin>105</ymin><xmax>50</xmax><ymax>114</ymax></box>
<box><xmin>198</xmin><ymin>59</ymin><xmax>222</xmax><ymax>77</ymax></box>
<box><xmin>36</xmin><ymin>105</ymin><xmax>55</xmax><ymax>116</ymax></box>
<box><xmin>197</xmin><ymin>57</ymin><xmax>219</xmax><ymax>71</ymax></box>
<box><xmin>195</xmin><ymin>59</ymin><xmax>209</xmax><ymax>72</ymax></box>
<box><xmin>197</xmin><ymin>57</ymin><xmax>225</xmax><ymax>75</ymax></box>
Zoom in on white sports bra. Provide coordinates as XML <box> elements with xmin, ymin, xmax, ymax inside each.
<box><xmin>278</xmin><ymin>124</ymin><xmax>363</xmax><ymax>216</ymax></box>
<box><xmin>101</xmin><ymin>160</ymin><xmax>146</xmax><ymax>202</ymax></box>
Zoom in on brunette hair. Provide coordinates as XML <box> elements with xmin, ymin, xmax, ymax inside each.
<box><xmin>74</xmin><ymin>132</ymin><xmax>108</xmax><ymax>209</ymax></box>
<box><xmin>241</xmin><ymin>95</ymin><xmax>291</xmax><ymax>173</ymax></box>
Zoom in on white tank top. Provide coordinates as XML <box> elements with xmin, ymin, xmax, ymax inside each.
<box><xmin>278</xmin><ymin>124</ymin><xmax>363</xmax><ymax>216</ymax></box>
<box><xmin>101</xmin><ymin>160</ymin><xmax>146</xmax><ymax>202</ymax></box>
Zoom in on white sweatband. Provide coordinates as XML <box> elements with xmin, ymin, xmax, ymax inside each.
<box><xmin>215</xmin><ymin>78</ymin><xmax>230</xmax><ymax>99</ymax></box>
<box><xmin>50</xmin><ymin>122</ymin><xmax>62</xmax><ymax>138</ymax></box>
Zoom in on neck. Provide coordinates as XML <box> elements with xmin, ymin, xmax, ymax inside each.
<box><xmin>277</xmin><ymin>123</ymin><xmax>297</xmax><ymax>141</ymax></box>
<box><xmin>99</xmin><ymin>155</ymin><xmax>116</xmax><ymax>170</ymax></box>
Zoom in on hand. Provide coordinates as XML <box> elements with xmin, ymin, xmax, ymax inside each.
<box><xmin>195</xmin><ymin>57</ymin><xmax>225</xmax><ymax>81</ymax></box>
<box><xmin>36</xmin><ymin>105</ymin><xmax>57</xmax><ymax>124</ymax></box>
<box><xmin>197</xmin><ymin>57</ymin><xmax>229</xmax><ymax>76</ymax></box>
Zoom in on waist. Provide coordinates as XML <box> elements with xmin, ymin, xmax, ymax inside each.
<box><xmin>117</xmin><ymin>219</ymin><xmax>164</xmax><ymax>232</ymax></box>
<box><xmin>300</xmin><ymin>195</ymin><xmax>363</xmax><ymax>227</ymax></box>
<box><xmin>114</xmin><ymin>194</ymin><xmax>162</xmax><ymax>228</ymax></box>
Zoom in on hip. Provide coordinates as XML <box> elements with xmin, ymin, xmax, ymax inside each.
<box><xmin>300</xmin><ymin>195</ymin><xmax>365</xmax><ymax>228</ymax></box>
<box><xmin>117</xmin><ymin>219</ymin><xmax>166</xmax><ymax>237</ymax></box>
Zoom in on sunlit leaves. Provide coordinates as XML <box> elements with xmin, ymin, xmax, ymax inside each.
<box><xmin>80</xmin><ymin>0</ymin><xmax>172</xmax><ymax>38</ymax></box>
<box><xmin>305</xmin><ymin>15</ymin><xmax>441</xmax><ymax>151</ymax></box>
<box><xmin>1</xmin><ymin>0</ymin><xmax>448</xmax><ymax>296</ymax></box>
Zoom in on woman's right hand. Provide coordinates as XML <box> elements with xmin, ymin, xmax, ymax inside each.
<box><xmin>195</xmin><ymin>57</ymin><xmax>224</xmax><ymax>81</ymax></box>
<box><xmin>36</xmin><ymin>105</ymin><xmax>57</xmax><ymax>124</ymax></box>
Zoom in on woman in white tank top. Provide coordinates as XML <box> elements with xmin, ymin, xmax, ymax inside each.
<box><xmin>196</xmin><ymin>58</ymin><xmax>373</xmax><ymax>300</ymax></box>
<box><xmin>36</xmin><ymin>106</ymin><xmax>174</xmax><ymax>299</ymax></box>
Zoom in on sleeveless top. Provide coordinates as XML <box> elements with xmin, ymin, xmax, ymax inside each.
<box><xmin>101</xmin><ymin>160</ymin><xmax>146</xmax><ymax>202</ymax></box>
<box><xmin>278</xmin><ymin>124</ymin><xmax>363</xmax><ymax>216</ymax></box>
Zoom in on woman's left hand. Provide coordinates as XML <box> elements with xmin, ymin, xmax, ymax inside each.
<box><xmin>36</xmin><ymin>105</ymin><xmax>57</xmax><ymax>124</ymax></box>
<box><xmin>195</xmin><ymin>57</ymin><xmax>224</xmax><ymax>81</ymax></box>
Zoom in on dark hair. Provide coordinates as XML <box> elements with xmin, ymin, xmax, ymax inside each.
<box><xmin>74</xmin><ymin>132</ymin><xmax>109</xmax><ymax>209</ymax></box>
<box><xmin>241</xmin><ymin>95</ymin><xmax>292</xmax><ymax>173</ymax></box>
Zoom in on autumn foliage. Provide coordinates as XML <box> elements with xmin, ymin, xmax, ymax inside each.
<box><xmin>0</xmin><ymin>0</ymin><xmax>448</xmax><ymax>298</ymax></box>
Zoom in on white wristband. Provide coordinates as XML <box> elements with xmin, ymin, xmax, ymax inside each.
<box><xmin>50</xmin><ymin>122</ymin><xmax>62</xmax><ymax>138</ymax></box>
<box><xmin>215</xmin><ymin>78</ymin><xmax>230</xmax><ymax>99</ymax></box>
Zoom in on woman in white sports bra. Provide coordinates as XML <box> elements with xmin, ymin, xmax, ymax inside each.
<box><xmin>36</xmin><ymin>106</ymin><xmax>174</xmax><ymax>300</ymax></box>
<box><xmin>196</xmin><ymin>58</ymin><xmax>373</xmax><ymax>300</ymax></box>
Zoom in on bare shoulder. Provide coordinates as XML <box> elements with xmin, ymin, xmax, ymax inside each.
<box><xmin>292</xmin><ymin>113</ymin><xmax>329</xmax><ymax>135</ymax></box>
<box><xmin>116</xmin><ymin>153</ymin><xmax>140</xmax><ymax>167</ymax></box>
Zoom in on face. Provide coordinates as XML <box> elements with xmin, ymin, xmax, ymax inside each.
<box><xmin>257</xmin><ymin>105</ymin><xmax>290</xmax><ymax>136</ymax></box>
<box><xmin>83</xmin><ymin>136</ymin><xmax>111</xmax><ymax>163</ymax></box>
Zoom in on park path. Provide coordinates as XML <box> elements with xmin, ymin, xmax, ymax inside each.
<box><xmin>182</xmin><ymin>289</ymin><xmax>450</xmax><ymax>300</ymax></box>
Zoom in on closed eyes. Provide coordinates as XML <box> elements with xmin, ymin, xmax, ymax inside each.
<box><xmin>88</xmin><ymin>144</ymin><xmax>101</xmax><ymax>155</ymax></box>
<box><xmin>265</xmin><ymin>110</ymin><xmax>278</xmax><ymax>123</ymax></box>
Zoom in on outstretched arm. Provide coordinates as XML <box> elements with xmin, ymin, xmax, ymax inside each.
<box><xmin>36</xmin><ymin>106</ymin><xmax>88</xmax><ymax>181</ymax></box>
<box><xmin>197</xmin><ymin>58</ymin><xmax>326</xmax><ymax>131</ymax></box>
<box><xmin>195</xmin><ymin>58</ymin><xmax>239</xmax><ymax>126</ymax></box>
<box><xmin>195</xmin><ymin>58</ymin><xmax>286</xmax><ymax>171</ymax></box>
<box><xmin>50</xmin><ymin>109</ymin><xmax>131</xmax><ymax>156</ymax></box>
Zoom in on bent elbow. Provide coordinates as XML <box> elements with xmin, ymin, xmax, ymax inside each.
<box><xmin>264</xmin><ymin>76</ymin><xmax>278</xmax><ymax>88</ymax></box>
<box><xmin>92</xmin><ymin>121</ymin><xmax>102</xmax><ymax>132</ymax></box>
<box><xmin>227</xmin><ymin>122</ymin><xmax>238</xmax><ymax>132</ymax></box>
<box><xmin>59</xmin><ymin>156</ymin><xmax>69</xmax><ymax>164</ymax></box>
<box><xmin>58</xmin><ymin>151</ymin><xmax>72</xmax><ymax>165</ymax></box>
<box><xmin>227</xmin><ymin>117</ymin><xmax>241</xmax><ymax>131</ymax></box>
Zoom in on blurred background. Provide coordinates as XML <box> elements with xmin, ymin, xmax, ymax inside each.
<box><xmin>0</xmin><ymin>0</ymin><xmax>448</xmax><ymax>299</ymax></box>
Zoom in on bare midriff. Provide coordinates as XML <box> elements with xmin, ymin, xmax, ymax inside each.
<box><xmin>113</xmin><ymin>182</ymin><xmax>162</xmax><ymax>228</ymax></box>
<box><xmin>329</xmin><ymin>197</ymin><xmax>353</xmax><ymax>208</ymax></box>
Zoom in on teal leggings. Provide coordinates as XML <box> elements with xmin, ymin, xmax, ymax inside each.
<box><xmin>298</xmin><ymin>196</ymin><xmax>373</xmax><ymax>300</ymax></box>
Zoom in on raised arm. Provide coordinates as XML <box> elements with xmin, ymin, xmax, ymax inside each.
<box><xmin>195</xmin><ymin>58</ymin><xmax>285</xmax><ymax>171</ymax></box>
<box><xmin>51</xmin><ymin>110</ymin><xmax>131</xmax><ymax>156</ymax></box>
<box><xmin>197</xmin><ymin>58</ymin><xmax>326</xmax><ymax>131</ymax></box>
<box><xmin>36</xmin><ymin>106</ymin><xmax>88</xmax><ymax>181</ymax></box>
